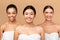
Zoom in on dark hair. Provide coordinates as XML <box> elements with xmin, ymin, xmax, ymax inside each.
<box><xmin>6</xmin><ymin>4</ymin><xmax>17</xmax><ymax>13</ymax></box>
<box><xmin>23</xmin><ymin>5</ymin><xmax>36</xmax><ymax>15</ymax></box>
<box><xmin>43</xmin><ymin>5</ymin><xmax>54</xmax><ymax>13</ymax></box>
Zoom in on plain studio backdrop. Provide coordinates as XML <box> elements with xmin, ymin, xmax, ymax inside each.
<box><xmin>0</xmin><ymin>0</ymin><xmax>60</xmax><ymax>25</ymax></box>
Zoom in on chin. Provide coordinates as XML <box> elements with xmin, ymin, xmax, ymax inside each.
<box><xmin>47</xmin><ymin>19</ymin><xmax>52</xmax><ymax>21</ymax></box>
<box><xmin>26</xmin><ymin>21</ymin><xmax>32</xmax><ymax>24</ymax></box>
<box><xmin>10</xmin><ymin>19</ymin><xmax>15</xmax><ymax>22</ymax></box>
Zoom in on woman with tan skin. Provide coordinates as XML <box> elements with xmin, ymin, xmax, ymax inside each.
<box><xmin>0</xmin><ymin>4</ymin><xmax>19</xmax><ymax>40</ymax></box>
<box><xmin>14</xmin><ymin>5</ymin><xmax>44</xmax><ymax>40</ymax></box>
<box><xmin>39</xmin><ymin>5</ymin><xmax>60</xmax><ymax>40</ymax></box>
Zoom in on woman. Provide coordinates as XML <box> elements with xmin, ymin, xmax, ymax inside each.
<box><xmin>39</xmin><ymin>5</ymin><xmax>60</xmax><ymax>40</ymax></box>
<box><xmin>14</xmin><ymin>5</ymin><xmax>44</xmax><ymax>40</ymax></box>
<box><xmin>0</xmin><ymin>4</ymin><xmax>19</xmax><ymax>40</ymax></box>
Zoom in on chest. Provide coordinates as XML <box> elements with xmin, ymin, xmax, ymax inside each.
<box><xmin>4</xmin><ymin>25</ymin><xmax>16</xmax><ymax>31</ymax></box>
<box><xmin>18</xmin><ymin>27</ymin><xmax>40</xmax><ymax>34</ymax></box>
<box><xmin>43</xmin><ymin>25</ymin><xmax>58</xmax><ymax>33</ymax></box>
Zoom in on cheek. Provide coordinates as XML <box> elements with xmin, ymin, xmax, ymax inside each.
<box><xmin>13</xmin><ymin>14</ymin><xmax>17</xmax><ymax>17</ymax></box>
<box><xmin>30</xmin><ymin>16</ymin><xmax>35</xmax><ymax>22</ymax></box>
<box><xmin>7</xmin><ymin>14</ymin><xmax>11</xmax><ymax>17</ymax></box>
<box><xmin>50</xmin><ymin>14</ymin><xmax>53</xmax><ymax>17</ymax></box>
<box><xmin>24</xmin><ymin>15</ymin><xmax>27</xmax><ymax>18</ymax></box>
<box><xmin>45</xmin><ymin>14</ymin><xmax>53</xmax><ymax>17</ymax></box>
<box><xmin>44</xmin><ymin>14</ymin><xmax>47</xmax><ymax>17</ymax></box>
<box><xmin>31</xmin><ymin>15</ymin><xmax>35</xmax><ymax>19</ymax></box>
<box><xmin>23</xmin><ymin>15</ymin><xmax>28</xmax><ymax>20</ymax></box>
<box><xmin>7</xmin><ymin>14</ymin><xmax>17</xmax><ymax>18</ymax></box>
<box><xmin>11</xmin><ymin>14</ymin><xmax>17</xmax><ymax>17</ymax></box>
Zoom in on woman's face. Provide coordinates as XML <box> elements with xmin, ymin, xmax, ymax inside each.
<box><xmin>43</xmin><ymin>8</ymin><xmax>54</xmax><ymax>21</ymax></box>
<box><xmin>7</xmin><ymin>8</ymin><xmax>17</xmax><ymax>22</ymax></box>
<box><xmin>24</xmin><ymin>9</ymin><xmax>35</xmax><ymax>23</ymax></box>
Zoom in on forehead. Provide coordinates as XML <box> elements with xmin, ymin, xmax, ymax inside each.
<box><xmin>8</xmin><ymin>8</ymin><xmax>16</xmax><ymax>11</ymax></box>
<box><xmin>45</xmin><ymin>8</ymin><xmax>53</xmax><ymax>12</ymax></box>
<box><xmin>25</xmin><ymin>9</ymin><xmax>34</xmax><ymax>13</ymax></box>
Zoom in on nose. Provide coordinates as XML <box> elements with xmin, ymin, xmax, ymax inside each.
<box><xmin>47</xmin><ymin>13</ymin><xmax>52</xmax><ymax>16</ymax></box>
<box><xmin>10</xmin><ymin>13</ymin><xmax>13</xmax><ymax>17</ymax></box>
<box><xmin>28</xmin><ymin>14</ymin><xmax>31</xmax><ymax>18</ymax></box>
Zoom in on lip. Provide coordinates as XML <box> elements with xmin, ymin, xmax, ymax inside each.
<box><xmin>26</xmin><ymin>18</ymin><xmax>32</xmax><ymax>21</ymax></box>
<box><xmin>47</xmin><ymin>16</ymin><xmax>52</xmax><ymax>18</ymax></box>
<box><xmin>9</xmin><ymin>17</ymin><xmax>14</xmax><ymax>19</ymax></box>
<box><xmin>27</xmin><ymin>18</ymin><xmax>31</xmax><ymax>21</ymax></box>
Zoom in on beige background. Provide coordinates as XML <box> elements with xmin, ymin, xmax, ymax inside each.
<box><xmin>0</xmin><ymin>0</ymin><xmax>60</xmax><ymax>25</ymax></box>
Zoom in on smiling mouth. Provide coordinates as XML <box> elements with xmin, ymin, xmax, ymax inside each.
<box><xmin>27</xmin><ymin>19</ymin><xmax>31</xmax><ymax>21</ymax></box>
<box><xmin>47</xmin><ymin>17</ymin><xmax>52</xmax><ymax>18</ymax></box>
<box><xmin>27</xmin><ymin>18</ymin><xmax>32</xmax><ymax>21</ymax></box>
<box><xmin>10</xmin><ymin>17</ymin><xmax>14</xmax><ymax>19</ymax></box>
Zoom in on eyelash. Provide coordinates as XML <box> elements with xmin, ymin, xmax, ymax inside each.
<box><xmin>45</xmin><ymin>12</ymin><xmax>53</xmax><ymax>14</ymax></box>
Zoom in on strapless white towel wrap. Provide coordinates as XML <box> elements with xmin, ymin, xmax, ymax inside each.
<box><xmin>2</xmin><ymin>31</ymin><xmax>14</xmax><ymax>40</ymax></box>
<box><xmin>45</xmin><ymin>32</ymin><xmax>59</xmax><ymax>40</ymax></box>
<box><xmin>18</xmin><ymin>34</ymin><xmax>41</xmax><ymax>40</ymax></box>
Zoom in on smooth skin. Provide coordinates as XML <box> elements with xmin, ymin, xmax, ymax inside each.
<box><xmin>0</xmin><ymin>8</ymin><xmax>19</xmax><ymax>40</ymax></box>
<box><xmin>38</xmin><ymin>8</ymin><xmax>60</xmax><ymax>37</ymax></box>
<box><xmin>14</xmin><ymin>9</ymin><xmax>44</xmax><ymax>40</ymax></box>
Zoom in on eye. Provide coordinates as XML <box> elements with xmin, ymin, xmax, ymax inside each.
<box><xmin>13</xmin><ymin>12</ymin><xmax>16</xmax><ymax>14</ymax></box>
<box><xmin>50</xmin><ymin>12</ymin><xmax>53</xmax><ymax>14</ymax></box>
<box><xmin>25</xmin><ymin>13</ymin><xmax>28</xmax><ymax>15</ymax></box>
<box><xmin>45</xmin><ymin>12</ymin><xmax>48</xmax><ymax>14</ymax></box>
<box><xmin>30</xmin><ymin>12</ymin><xmax>34</xmax><ymax>15</ymax></box>
<box><xmin>7</xmin><ymin>12</ymin><xmax>10</xmax><ymax>14</ymax></box>
<box><xmin>31</xmin><ymin>13</ymin><xmax>33</xmax><ymax>15</ymax></box>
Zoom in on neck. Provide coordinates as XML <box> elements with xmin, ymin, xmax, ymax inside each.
<box><xmin>44</xmin><ymin>20</ymin><xmax>54</xmax><ymax>25</ymax></box>
<box><xmin>8</xmin><ymin>20</ymin><xmax>16</xmax><ymax>24</ymax></box>
<box><xmin>24</xmin><ymin>22</ymin><xmax>35</xmax><ymax>27</ymax></box>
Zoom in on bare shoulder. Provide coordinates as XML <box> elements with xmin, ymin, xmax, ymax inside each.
<box><xmin>1</xmin><ymin>22</ymin><xmax>7</xmax><ymax>29</ymax></box>
<box><xmin>55</xmin><ymin>24</ymin><xmax>60</xmax><ymax>26</ymax></box>
<box><xmin>37</xmin><ymin>23</ymin><xmax>43</xmax><ymax>26</ymax></box>
<box><xmin>37</xmin><ymin>23</ymin><xmax>44</xmax><ymax>27</ymax></box>
<box><xmin>16</xmin><ymin>22</ymin><xmax>21</xmax><ymax>25</ymax></box>
<box><xmin>53</xmin><ymin>23</ymin><xmax>60</xmax><ymax>27</ymax></box>
<box><xmin>53</xmin><ymin>23</ymin><xmax>60</xmax><ymax>30</ymax></box>
<box><xmin>15</xmin><ymin>24</ymin><xmax>23</xmax><ymax>31</ymax></box>
<box><xmin>36</xmin><ymin>25</ymin><xmax>44</xmax><ymax>32</ymax></box>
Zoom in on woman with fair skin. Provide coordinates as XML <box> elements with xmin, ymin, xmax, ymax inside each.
<box><xmin>39</xmin><ymin>5</ymin><xmax>60</xmax><ymax>40</ymax></box>
<box><xmin>14</xmin><ymin>5</ymin><xmax>44</xmax><ymax>40</ymax></box>
<box><xmin>0</xmin><ymin>4</ymin><xmax>19</xmax><ymax>40</ymax></box>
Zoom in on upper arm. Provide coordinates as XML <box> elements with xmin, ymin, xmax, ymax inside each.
<box><xmin>37</xmin><ymin>26</ymin><xmax>44</xmax><ymax>40</ymax></box>
<box><xmin>14</xmin><ymin>27</ymin><xmax>19</xmax><ymax>40</ymax></box>
<box><xmin>40</xmin><ymin>27</ymin><xmax>45</xmax><ymax>40</ymax></box>
<box><xmin>0</xmin><ymin>24</ymin><xmax>5</xmax><ymax>40</ymax></box>
<box><xmin>55</xmin><ymin>24</ymin><xmax>60</xmax><ymax>37</ymax></box>
<box><xmin>58</xmin><ymin>25</ymin><xmax>60</xmax><ymax>37</ymax></box>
